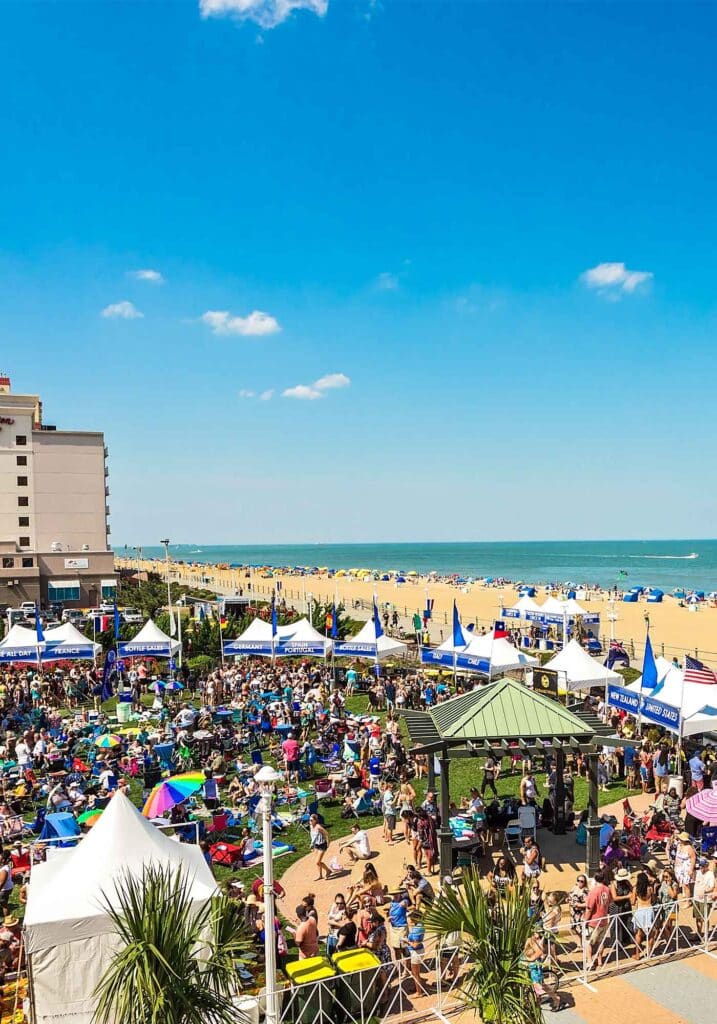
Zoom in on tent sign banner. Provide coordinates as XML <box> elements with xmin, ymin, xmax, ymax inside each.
<box><xmin>44</xmin><ymin>644</ymin><xmax>97</xmax><ymax>661</ymax></box>
<box><xmin>523</xmin><ymin>611</ymin><xmax>600</xmax><ymax>626</ymax></box>
<box><xmin>534</xmin><ymin>668</ymin><xmax>559</xmax><ymax>699</ymax></box>
<box><xmin>607</xmin><ymin>684</ymin><xmax>641</xmax><ymax>716</ymax></box>
<box><xmin>117</xmin><ymin>641</ymin><xmax>172</xmax><ymax>657</ymax></box>
<box><xmin>276</xmin><ymin>641</ymin><xmax>326</xmax><ymax>656</ymax></box>
<box><xmin>334</xmin><ymin>642</ymin><xmax>379</xmax><ymax>657</ymax></box>
<box><xmin>607</xmin><ymin>683</ymin><xmax>681</xmax><ymax>732</ymax></box>
<box><xmin>222</xmin><ymin>641</ymin><xmax>273</xmax><ymax>655</ymax></box>
<box><xmin>0</xmin><ymin>646</ymin><xmax>40</xmax><ymax>663</ymax></box>
<box><xmin>420</xmin><ymin>647</ymin><xmax>490</xmax><ymax>674</ymax></box>
<box><xmin>502</xmin><ymin>608</ymin><xmax>522</xmax><ymax>619</ymax></box>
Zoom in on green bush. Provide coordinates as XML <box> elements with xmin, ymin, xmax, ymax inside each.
<box><xmin>187</xmin><ymin>655</ymin><xmax>213</xmax><ymax>675</ymax></box>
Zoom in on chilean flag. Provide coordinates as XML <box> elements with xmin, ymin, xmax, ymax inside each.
<box><xmin>493</xmin><ymin>620</ymin><xmax>508</xmax><ymax>640</ymax></box>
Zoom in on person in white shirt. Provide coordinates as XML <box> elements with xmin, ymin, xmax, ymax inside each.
<box><xmin>14</xmin><ymin>740</ymin><xmax>31</xmax><ymax>769</ymax></box>
<box><xmin>693</xmin><ymin>857</ymin><xmax>715</xmax><ymax>929</ymax></box>
<box><xmin>340</xmin><ymin>824</ymin><xmax>371</xmax><ymax>862</ymax></box>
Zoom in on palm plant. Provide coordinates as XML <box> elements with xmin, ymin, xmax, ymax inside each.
<box><xmin>94</xmin><ymin>863</ymin><xmax>253</xmax><ymax>1024</ymax></box>
<box><xmin>423</xmin><ymin>870</ymin><xmax>542</xmax><ymax>1024</ymax></box>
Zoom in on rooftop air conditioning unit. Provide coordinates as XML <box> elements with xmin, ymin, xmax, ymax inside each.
<box><xmin>50</xmin><ymin>541</ymin><xmax>62</xmax><ymax>553</ymax></box>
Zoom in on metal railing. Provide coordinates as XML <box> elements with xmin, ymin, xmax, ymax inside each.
<box><xmin>273</xmin><ymin>899</ymin><xmax>717</xmax><ymax>1024</ymax></box>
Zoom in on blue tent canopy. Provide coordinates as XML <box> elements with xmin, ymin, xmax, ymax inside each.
<box><xmin>39</xmin><ymin>812</ymin><xmax>81</xmax><ymax>847</ymax></box>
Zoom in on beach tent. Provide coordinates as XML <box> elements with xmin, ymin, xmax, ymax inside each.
<box><xmin>334</xmin><ymin>616</ymin><xmax>409</xmax><ymax>661</ymax></box>
<box><xmin>503</xmin><ymin>596</ymin><xmax>541</xmax><ymax>619</ymax></box>
<box><xmin>24</xmin><ymin>791</ymin><xmax>216</xmax><ymax>1024</ymax></box>
<box><xmin>222</xmin><ymin>616</ymin><xmax>332</xmax><ymax>657</ymax></box>
<box><xmin>117</xmin><ymin>618</ymin><xmax>180</xmax><ymax>658</ymax></box>
<box><xmin>540</xmin><ymin>596</ymin><xmax>568</xmax><ymax>616</ymax></box>
<box><xmin>542</xmin><ymin>640</ymin><xmax>622</xmax><ymax>692</ymax></box>
<box><xmin>561</xmin><ymin>598</ymin><xmax>589</xmax><ymax>616</ymax></box>
<box><xmin>625</xmin><ymin>657</ymin><xmax>717</xmax><ymax>736</ymax></box>
<box><xmin>38</xmin><ymin>812</ymin><xmax>81</xmax><ymax>847</ymax></box>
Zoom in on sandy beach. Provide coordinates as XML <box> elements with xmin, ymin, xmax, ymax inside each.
<box><xmin>117</xmin><ymin>557</ymin><xmax>717</xmax><ymax>665</ymax></box>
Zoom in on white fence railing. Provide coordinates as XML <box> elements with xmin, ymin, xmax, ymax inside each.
<box><xmin>275</xmin><ymin>898</ymin><xmax>717</xmax><ymax>1024</ymax></box>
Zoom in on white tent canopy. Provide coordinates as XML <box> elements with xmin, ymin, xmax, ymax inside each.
<box><xmin>561</xmin><ymin>598</ymin><xmax>589</xmax><ymax>616</ymax></box>
<box><xmin>24</xmin><ymin>791</ymin><xmax>216</xmax><ymax>1024</ymax></box>
<box><xmin>542</xmin><ymin>639</ymin><xmax>622</xmax><ymax>692</ymax></box>
<box><xmin>626</xmin><ymin>657</ymin><xmax>717</xmax><ymax>737</ymax></box>
<box><xmin>540</xmin><ymin>596</ymin><xmax>568</xmax><ymax>615</ymax></box>
<box><xmin>335</xmin><ymin>616</ymin><xmax>409</xmax><ymax>661</ymax></box>
<box><xmin>118</xmin><ymin>618</ymin><xmax>180</xmax><ymax>657</ymax></box>
<box><xmin>462</xmin><ymin>634</ymin><xmax>539</xmax><ymax>672</ymax></box>
<box><xmin>223</xmin><ymin>616</ymin><xmax>333</xmax><ymax>656</ymax></box>
<box><xmin>509</xmin><ymin>596</ymin><xmax>542</xmax><ymax>615</ymax></box>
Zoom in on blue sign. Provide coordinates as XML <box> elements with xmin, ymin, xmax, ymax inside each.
<box><xmin>420</xmin><ymin>648</ymin><xmax>491</xmax><ymax>674</ymax></box>
<box><xmin>607</xmin><ymin>684</ymin><xmax>641</xmax><ymax>716</ymax></box>
<box><xmin>0</xmin><ymin>646</ymin><xmax>39</xmax><ymax>663</ymax></box>
<box><xmin>117</xmin><ymin>641</ymin><xmax>173</xmax><ymax>658</ymax></box>
<box><xmin>502</xmin><ymin>608</ymin><xmax>521</xmax><ymax>619</ymax></box>
<box><xmin>276</xmin><ymin>641</ymin><xmax>326</xmax><ymax>657</ymax></box>
<box><xmin>334</xmin><ymin>642</ymin><xmax>379</xmax><ymax>658</ymax></box>
<box><xmin>641</xmin><ymin>692</ymin><xmax>681</xmax><ymax>731</ymax></box>
<box><xmin>222</xmin><ymin>641</ymin><xmax>273</xmax><ymax>656</ymax></box>
<box><xmin>45</xmin><ymin>644</ymin><xmax>97</xmax><ymax>662</ymax></box>
<box><xmin>607</xmin><ymin>683</ymin><xmax>681</xmax><ymax>732</ymax></box>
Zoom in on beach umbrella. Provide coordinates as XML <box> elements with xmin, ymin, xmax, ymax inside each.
<box><xmin>164</xmin><ymin>679</ymin><xmax>184</xmax><ymax>691</ymax></box>
<box><xmin>94</xmin><ymin>734</ymin><xmax>121</xmax><ymax>748</ymax></box>
<box><xmin>118</xmin><ymin>726</ymin><xmax>140</xmax><ymax>736</ymax></box>
<box><xmin>77</xmin><ymin>808</ymin><xmax>104</xmax><ymax>827</ymax></box>
<box><xmin>686</xmin><ymin>789</ymin><xmax>717</xmax><ymax>824</ymax></box>
<box><xmin>150</xmin><ymin>681</ymin><xmax>165</xmax><ymax>692</ymax></box>
<box><xmin>142</xmin><ymin>771</ymin><xmax>205</xmax><ymax>818</ymax></box>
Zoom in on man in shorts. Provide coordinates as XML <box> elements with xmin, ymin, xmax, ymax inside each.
<box><xmin>583</xmin><ymin>869</ymin><xmax>611</xmax><ymax>968</ymax></box>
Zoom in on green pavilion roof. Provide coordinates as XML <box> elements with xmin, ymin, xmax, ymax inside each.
<box><xmin>402</xmin><ymin>676</ymin><xmax>596</xmax><ymax>753</ymax></box>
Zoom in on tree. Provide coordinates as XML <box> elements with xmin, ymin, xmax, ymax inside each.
<box><xmin>94</xmin><ymin>863</ymin><xmax>252</xmax><ymax>1024</ymax></box>
<box><xmin>423</xmin><ymin>870</ymin><xmax>542</xmax><ymax>1024</ymax></box>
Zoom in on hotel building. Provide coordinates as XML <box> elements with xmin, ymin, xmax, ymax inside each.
<box><xmin>0</xmin><ymin>374</ymin><xmax>116</xmax><ymax>609</ymax></box>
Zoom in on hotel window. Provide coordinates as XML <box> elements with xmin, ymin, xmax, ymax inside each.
<box><xmin>17</xmin><ymin>476</ymin><xmax>27</xmax><ymax>487</ymax></box>
<box><xmin>15</xmin><ymin>435</ymin><xmax>26</xmax><ymax>446</ymax></box>
<box><xmin>101</xmin><ymin>580</ymin><xmax>118</xmax><ymax>600</ymax></box>
<box><xmin>18</xmin><ymin>516</ymin><xmax>29</xmax><ymax>527</ymax></box>
<box><xmin>18</xmin><ymin>537</ymin><xmax>30</xmax><ymax>547</ymax></box>
<box><xmin>18</xmin><ymin>496</ymin><xmax>28</xmax><ymax>507</ymax></box>
<box><xmin>16</xmin><ymin>455</ymin><xmax>27</xmax><ymax>467</ymax></box>
<box><xmin>2</xmin><ymin>557</ymin><xmax>13</xmax><ymax>569</ymax></box>
<box><xmin>22</xmin><ymin>557</ymin><xmax>33</xmax><ymax>568</ymax></box>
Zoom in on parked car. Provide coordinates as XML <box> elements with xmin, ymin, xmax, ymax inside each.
<box><xmin>121</xmin><ymin>607</ymin><xmax>143</xmax><ymax>624</ymax></box>
<box><xmin>62</xmin><ymin>608</ymin><xmax>85</xmax><ymax>625</ymax></box>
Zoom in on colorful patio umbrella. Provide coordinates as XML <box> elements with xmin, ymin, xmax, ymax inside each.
<box><xmin>686</xmin><ymin>789</ymin><xmax>717</xmax><ymax>824</ymax></box>
<box><xmin>164</xmin><ymin>680</ymin><xmax>184</xmax><ymax>691</ymax></box>
<box><xmin>77</xmin><ymin>808</ymin><xmax>104</xmax><ymax>826</ymax></box>
<box><xmin>142</xmin><ymin>771</ymin><xmax>205</xmax><ymax>818</ymax></box>
<box><xmin>94</xmin><ymin>734</ymin><xmax>121</xmax><ymax>748</ymax></box>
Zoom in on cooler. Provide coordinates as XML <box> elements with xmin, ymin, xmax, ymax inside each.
<box><xmin>333</xmin><ymin>949</ymin><xmax>381</xmax><ymax>1019</ymax></box>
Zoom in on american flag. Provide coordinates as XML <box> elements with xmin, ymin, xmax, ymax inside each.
<box><xmin>684</xmin><ymin>655</ymin><xmax>717</xmax><ymax>685</ymax></box>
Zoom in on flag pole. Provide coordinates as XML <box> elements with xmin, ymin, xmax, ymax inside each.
<box><xmin>676</xmin><ymin>653</ymin><xmax>686</xmax><ymax>778</ymax></box>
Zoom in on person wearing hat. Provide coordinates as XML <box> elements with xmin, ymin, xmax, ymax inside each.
<box><xmin>692</xmin><ymin>857</ymin><xmax>715</xmax><ymax>930</ymax></box>
<box><xmin>610</xmin><ymin>868</ymin><xmax>634</xmax><ymax>951</ymax></box>
<box><xmin>673</xmin><ymin>831</ymin><xmax>697</xmax><ymax>899</ymax></box>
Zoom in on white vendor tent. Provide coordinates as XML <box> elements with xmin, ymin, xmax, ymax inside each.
<box><xmin>540</xmin><ymin>596</ymin><xmax>568</xmax><ymax>615</ymax></box>
<box><xmin>117</xmin><ymin>618</ymin><xmax>180</xmax><ymax>658</ymax></box>
<box><xmin>510</xmin><ymin>596</ymin><xmax>542</xmax><ymax>615</ymax></box>
<box><xmin>222</xmin><ymin>616</ymin><xmax>332</xmax><ymax>657</ymax></box>
<box><xmin>24</xmin><ymin>791</ymin><xmax>216</xmax><ymax>1024</ymax></box>
<box><xmin>627</xmin><ymin>656</ymin><xmax>717</xmax><ymax>737</ymax></box>
<box><xmin>334</xmin><ymin>616</ymin><xmax>409</xmax><ymax>661</ymax></box>
<box><xmin>542</xmin><ymin>639</ymin><xmax>622</xmax><ymax>692</ymax></box>
<box><xmin>561</xmin><ymin>598</ymin><xmax>589</xmax><ymax>616</ymax></box>
<box><xmin>463</xmin><ymin>634</ymin><xmax>539</xmax><ymax>673</ymax></box>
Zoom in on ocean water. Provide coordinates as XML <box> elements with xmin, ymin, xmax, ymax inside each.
<box><xmin>121</xmin><ymin>540</ymin><xmax>717</xmax><ymax>592</ymax></box>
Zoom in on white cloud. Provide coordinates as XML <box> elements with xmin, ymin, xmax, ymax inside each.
<box><xmin>238</xmin><ymin>389</ymin><xmax>256</xmax><ymax>398</ymax></box>
<box><xmin>376</xmin><ymin>271</ymin><xmax>399</xmax><ymax>291</ymax></box>
<box><xmin>259</xmin><ymin>389</ymin><xmax>274</xmax><ymax>401</ymax></box>
<box><xmin>282</xmin><ymin>384</ymin><xmax>323</xmax><ymax>400</ymax></box>
<box><xmin>580</xmin><ymin>262</ymin><xmax>653</xmax><ymax>296</ymax></box>
<box><xmin>282</xmin><ymin>372</ymin><xmax>351</xmax><ymax>400</ymax></box>
<box><xmin>199</xmin><ymin>0</ymin><xmax>328</xmax><ymax>29</ymax></box>
<box><xmin>101</xmin><ymin>300</ymin><xmax>143</xmax><ymax>320</ymax></box>
<box><xmin>130</xmin><ymin>268</ymin><xmax>164</xmax><ymax>284</ymax></box>
<box><xmin>201</xmin><ymin>309</ymin><xmax>281</xmax><ymax>336</ymax></box>
<box><xmin>314</xmin><ymin>372</ymin><xmax>350</xmax><ymax>391</ymax></box>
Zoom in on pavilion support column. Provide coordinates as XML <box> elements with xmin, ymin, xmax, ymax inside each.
<box><xmin>438</xmin><ymin>748</ymin><xmax>453</xmax><ymax>878</ymax></box>
<box><xmin>427</xmin><ymin>755</ymin><xmax>436</xmax><ymax>793</ymax></box>
<box><xmin>553</xmin><ymin>748</ymin><xmax>566</xmax><ymax>835</ymax></box>
<box><xmin>586</xmin><ymin>751</ymin><xmax>601</xmax><ymax>876</ymax></box>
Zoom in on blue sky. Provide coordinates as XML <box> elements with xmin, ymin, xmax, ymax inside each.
<box><xmin>2</xmin><ymin>1</ymin><xmax>716</xmax><ymax>544</ymax></box>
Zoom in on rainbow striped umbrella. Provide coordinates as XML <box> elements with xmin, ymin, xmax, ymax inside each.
<box><xmin>78</xmin><ymin>808</ymin><xmax>104</xmax><ymax>826</ymax></box>
<box><xmin>142</xmin><ymin>772</ymin><xmax>205</xmax><ymax>818</ymax></box>
<box><xmin>686</xmin><ymin>789</ymin><xmax>717</xmax><ymax>824</ymax></box>
<box><xmin>94</xmin><ymin>734</ymin><xmax>121</xmax><ymax>748</ymax></box>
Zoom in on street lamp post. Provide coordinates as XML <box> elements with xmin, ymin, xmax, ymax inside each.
<box><xmin>256</xmin><ymin>765</ymin><xmax>282</xmax><ymax>1024</ymax></box>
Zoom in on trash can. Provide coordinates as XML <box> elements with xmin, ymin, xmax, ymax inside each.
<box><xmin>116</xmin><ymin>702</ymin><xmax>132</xmax><ymax>725</ymax></box>
<box><xmin>668</xmin><ymin>775</ymin><xmax>684</xmax><ymax>797</ymax></box>
<box><xmin>333</xmin><ymin>949</ymin><xmax>381</xmax><ymax>1020</ymax></box>
<box><xmin>284</xmin><ymin>956</ymin><xmax>336</xmax><ymax>1024</ymax></box>
<box><xmin>234</xmin><ymin>995</ymin><xmax>259</xmax><ymax>1024</ymax></box>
